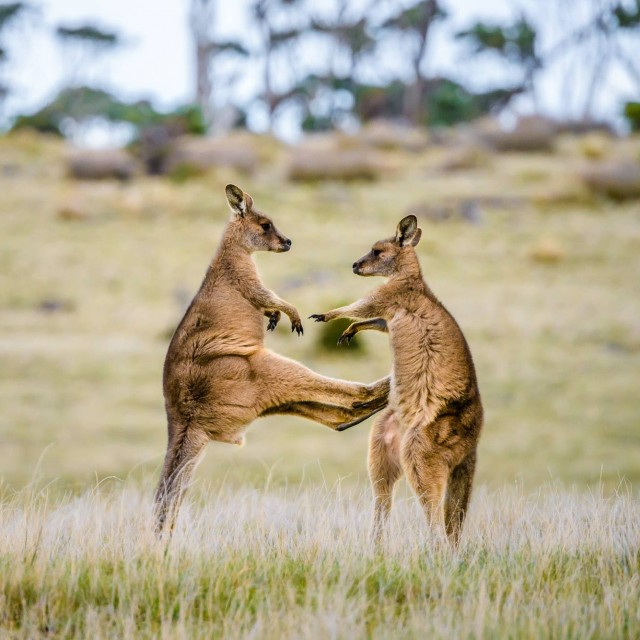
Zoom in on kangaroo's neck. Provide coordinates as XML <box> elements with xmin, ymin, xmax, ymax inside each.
<box><xmin>388</xmin><ymin>251</ymin><xmax>440</xmax><ymax>308</ymax></box>
<box><xmin>202</xmin><ymin>224</ymin><xmax>256</xmax><ymax>291</ymax></box>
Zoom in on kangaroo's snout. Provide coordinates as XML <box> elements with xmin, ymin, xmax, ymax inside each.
<box><xmin>352</xmin><ymin>261</ymin><xmax>362</xmax><ymax>274</ymax></box>
<box><xmin>279</xmin><ymin>237</ymin><xmax>292</xmax><ymax>252</ymax></box>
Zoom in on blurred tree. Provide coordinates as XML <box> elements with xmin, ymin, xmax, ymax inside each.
<box><xmin>524</xmin><ymin>0</ymin><xmax>640</xmax><ymax>122</ymax></box>
<box><xmin>348</xmin><ymin>77</ymin><xmax>518</xmax><ymax>127</ymax></box>
<box><xmin>310</xmin><ymin>1</ymin><xmax>378</xmax><ymax>79</ymax></box>
<box><xmin>0</xmin><ymin>2</ymin><xmax>29</xmax><ymax>110</ymax></box>
<box><xmin>456</xmin><ymin>17</ymin><xmax>539</xmax><ymax>109</ymax></box>
<box><xmin>296</xmin><ymin>0</ymin><xmax>379</xmax><ymax>130</ymax></box>
<box><xmin>381</xmin><ymin>0</ymin><xmax>448</xmax><ymax>124</ymax></box>
<box><xmin>55</xmin><ymin>23</ymin><xmax>121</xmax><ymax>86</ymax></box>
<box><xmin>189</xmin><ymin>0</ymin><xmax>248</xmax><ymax>128</ymax></box>
<box><xmin>251</xmin><ymin>0</ymin><xmax>306</xmax><ymax>130</ymax></box>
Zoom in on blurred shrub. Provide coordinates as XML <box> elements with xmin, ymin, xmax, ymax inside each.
<box><xmin>359</xmin><ymin>119</ymin><xmax>429</xmax><ymax>152</ymax></box>
<box><xmin>438</xmin><ymin>144</ymin><xmax>491</xmax><ymax>172</ymax></box>
<box><xmin>478</xmin><ymin>115</ymin><xmax>557</xmax><ymax>152</ymax></box>
<box><xmin>315</xmin><ymin>318</ymin><xmax>365</xmax><ymax>355</ymax></box>
<box><xmin>11</xmin><ymin>86</ymin><xmax>205</xmax><ymax>139</ymax></box>
<box><xmin>427</xmin><ymin>79</ymin><xmax>480</xmax><ymax>127</ymax></box>
<box><xmin>288</xmin><ymin>147</ymin><xmax>380</xmax><ymax>182</ymax></box>
<box><xmin>578</xmin><ymin>133</ymin><xmax>611</xmax><ymax>160</ymax></box>
<box><xmin>168</xmin><ymin>162</ymin><xmax>206</xmax><ymax>184</ymax></box>
<box><xmin>623</xmin><ymin>102</ymin><xmax>640</xmax><ymax>132</ymax></box>
<box><xmin>349</xmin><ymin>77</ymin><xmax>520</xmax><ymax>128</ymax></box>
<box><xmin>581</xmin><ymin>161</ymin><xmax>640</xmax><ymax>200</ymax></box>
<box><xmin>163</xmin><ymin>135</ymin><xmax>258</xmax><ymax>177</ymax></box>
<box><xmin>66</xmin><ymin>148</ymin><xmax>138</xmax><ymax>181</ymax></box>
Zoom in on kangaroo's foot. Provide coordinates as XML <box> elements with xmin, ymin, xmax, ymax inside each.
<box><xmin>337</xmin><ymin>404</ymin><xmax>386</xmax><ymax>431</ymax></box>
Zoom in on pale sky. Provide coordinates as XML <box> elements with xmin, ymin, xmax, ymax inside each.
<box><xmin>3</xmin><ymin>0</ymin><xmax>637</xmax><ymax>142</ymax></box>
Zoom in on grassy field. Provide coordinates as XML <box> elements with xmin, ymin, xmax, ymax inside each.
<box><xmin>0</xmin><ymin>130</ymin><xmax>639</xmax><ymax>637</ymax></box>
<box><xmin>1</xmin><ymin>483</ymin><xmax>638</xmax><ymax>638</ymax></box>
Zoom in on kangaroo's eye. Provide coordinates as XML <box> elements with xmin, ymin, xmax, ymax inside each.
<box><xmin>372</xmin><ymin>249</ymin><xmax>382</xmax><ymax>257</ymax></box>
<box><xmin>261</xmin><ymin>223</ymin><xmax>271</xmax><ymax>232</ymax></box>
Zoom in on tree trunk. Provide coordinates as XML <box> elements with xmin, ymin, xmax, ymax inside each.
<box><xmin>190</xmin><ymin>0</ymin><xmax>215</xmax><ymax>127</ymax></box>
<box><xmin>195</xmin><ymin>41</ymin><xmax>213</xmax><ymax>124</ymax></box>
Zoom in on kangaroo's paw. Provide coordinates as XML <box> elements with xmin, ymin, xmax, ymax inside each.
<box><xmin>291</xmin><ymin>318</ymin><xmax>304</xmax><ymax>336</ymax></box>
<box><xmin>266</xmin><ymin>311</ymin><xmax>281</xmax><ymax>331</ymax></box>
<box><xmin>337</xmin><ymin>328</ymin><xmax>355</xmax><ymax>345</ymax></box>
<box><xmin>309</xmin><ymin>313</ymin><xmax>327</xmax><ymax>322</ymax></box>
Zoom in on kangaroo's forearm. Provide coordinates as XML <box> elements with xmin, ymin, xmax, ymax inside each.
<box><xmin>269</xmin><ymin>297</ymin><xmax>298</xmax><ymax>319</ymax></box>
<box><xmin>323</xmin><ymin>298</ymin><xmax>383</xmax><ymax>322</ymax></box>
<box><xmin>338</xmin><ymin>318</ymin><xmax>388</xmax><ymax>346</ymax></box>
<box><xmin>349</xmin><ymin>318</ymin><xmax>388</xmax><ymax>335</ymax></box>
<box><xmin>252</xmin><ymin>288</ymin><xmax>298</xmax><ymax>320</ymax></box>
<box><xmin>252</xmin><ymin>287</ymin><xmax>303</xmax><ymax>335</ymax></box>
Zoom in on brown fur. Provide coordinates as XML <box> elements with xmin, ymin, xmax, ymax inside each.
<box><xmin>154</xmin><ymin>185</ymin><xmax>390</xmax><ymax>535</ymax></box>
<box><xmin>311</xmin><ymin>215</ymin><xmax>482</xmax><ymax>546</ymax></box>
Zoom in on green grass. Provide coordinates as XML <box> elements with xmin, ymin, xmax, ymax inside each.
<box><xmin>1</xmin><ymin>483</ymin><xmax>638</xmax><ymax>639</ymax></box>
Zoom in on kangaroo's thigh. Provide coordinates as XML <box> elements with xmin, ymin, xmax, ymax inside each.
<box><xmin>179</xmin><ymin>356</ymin><xmax>259</xmax><ymax>442</ymax></box>
<box><xmin>369</xmin><ymin>409</ymin><xmax>403</xmax><ymax>497</ymax></box>
<box><xmin>369</xmin><ymin>408</ymin><xmax>403</xmax><ymax>541</ymax></box>
<box><xmin>401</xmin><ymin>425</ymin><xmax>450</xmax><ymax>530</ymax></box>
<box><xmin>252</xmin><ymin>350</ymin><xmax>388</xmax><ymax>410</ymax></box>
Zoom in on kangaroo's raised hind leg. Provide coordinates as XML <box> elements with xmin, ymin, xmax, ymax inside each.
<box><xmin>154</xmin><ymin>425</ymin><xmax>209</xmax><ymax>537</ymax></box>
<box><xmin>445</xmin><ymin>449</ymin><xmax>476</xmax><ymax>548</ymax></box>
<box><xmin>254</xmin><ymin>351</ymin><xmax>390</xmax><ymax>427</ymax></box>
<box><xmin>261</xmin><ymin>399</ymin><xmax>385</xmax><ymax>431</ymax></box>
<box><xmin>369</xmin><ymin>408</ymin><xmax>403</xmax><ymax>543</ymax></box>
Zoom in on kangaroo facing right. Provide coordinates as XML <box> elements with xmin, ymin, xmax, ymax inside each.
<box><xmin>311</xmin><ymin>215</ymin><xmax>482</xmax><ymax>547</ymax></box>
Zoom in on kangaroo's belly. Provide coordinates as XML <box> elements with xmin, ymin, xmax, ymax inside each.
<box><xmin>387</xmin><ymin>311</ymin><xmax>472</xmax><ymax>428</ymax></box>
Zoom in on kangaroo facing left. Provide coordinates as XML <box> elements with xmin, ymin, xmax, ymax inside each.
<box><xmin>154</xmin><ymin>184</ymin><xmax>390</xmax><ymax>536</ymax></box>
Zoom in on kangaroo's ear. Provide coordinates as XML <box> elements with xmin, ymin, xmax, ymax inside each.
<box><xmin>411</xmin><ymin>228</ymin><xmax>422</xmax><ymax>247</ymax></box>
<box><xmin>225</xmin><ymin>184</ymin><xmax>251</xmax><ymax>217</ymax></box>
<box><xmin>395</xmin><ymin>215</ymin><xmax>419</xmax><ymax>247</ymax></box>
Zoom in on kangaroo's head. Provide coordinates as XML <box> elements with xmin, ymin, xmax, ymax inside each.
<box><xmin>352</xmin><ymin>215</ymin><xmax>422</xmax><ymax>277</ymax></box>
<box><xmin>225</xmin><ymin>184</ymin><xmax>292</xmax><ymax>253</ymax></box>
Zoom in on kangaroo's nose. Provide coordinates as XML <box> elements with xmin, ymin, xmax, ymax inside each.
<box><xmin>286</xmin><ymin>238</ymin><xmax>292</xmax><ymax>246</ymax></box>
<box><xmin>352</xmin><ymin>262</ymin><xmax>358</xmax><ymax>269</ymax></box>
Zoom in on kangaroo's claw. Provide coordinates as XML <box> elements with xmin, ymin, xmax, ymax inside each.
<box><xmin>266</xmin><ymin>311</ymin><xmax>281</xmax><ymax>331</ymax></box>
<box><xmin>291</xmin><ymin>319</ymin><xmax>304</xmax><ymax>336</ymax></box>
<box><xmin>309</xmin><ymin>314</ymin><xmax>326</xmax><ymax>322</ymax></box>
<box><xmin>337</xmin><ymin>331</ymin><xmax>353</xmax><ymax>346</ymax></box>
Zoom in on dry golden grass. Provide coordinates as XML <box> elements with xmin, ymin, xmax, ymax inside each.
<box><xmin>1</xmin><ymin>481</ymin><xmax>638</xmax><ymax>638</ymax></box>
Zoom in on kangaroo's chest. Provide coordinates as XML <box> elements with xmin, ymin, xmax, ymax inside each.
<box><xmin>387</xmin><ymin>308</ymin><xmax>472</xmax><ymax>423</ymax></box>
<box><xmin>387</xmin><ymin>310</ymin><xmax>448</xmax><ymax>416</ymax></box>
